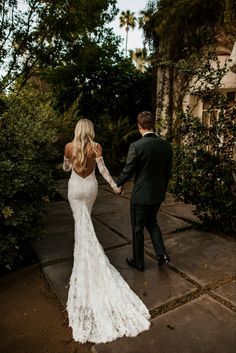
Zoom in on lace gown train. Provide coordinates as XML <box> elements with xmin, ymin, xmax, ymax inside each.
<box><xmin>66</xmin><ymin>166</ymin><xmax>150</xmax><ymax>344</ymax></box>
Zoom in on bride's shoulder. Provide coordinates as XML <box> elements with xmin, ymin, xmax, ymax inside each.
<box><xmin>64</xmin><ymin>142</ymin><xmax>73</xmax><ymax>156</ymax></box>
<box><xmin>94</xmin><ymin>142</ymin><xmax>102</xmax><ymax>149</ymax></box>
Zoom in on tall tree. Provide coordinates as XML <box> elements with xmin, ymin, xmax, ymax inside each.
<box><xmin>141</xmin><ymin>0</ymin><xmax>236</xmax><ymax>138</ymax></box>
<box><xmin>119</xmin><ymin>10</ymin><xmax>136</xmax><ymax>56</ymax></box>
<box><xmin>138</xmin><ymin>8</ymin><xmax>153</xmax><ymax>29</ymax></box>
<box><xmin>0</xmin><ymin>0</ymin><xmax>118</xmax><ymax>91</ymax></box>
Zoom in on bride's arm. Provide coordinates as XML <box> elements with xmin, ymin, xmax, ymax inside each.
<box><xmin>95</xmin><ymin>144</ymin><xmax>121</xmax><ymax>193</ymax></box>
<box><xmin>63</xmin><ymin>143</ymin><xmax>72</xmax><ymax>172</ymax></box>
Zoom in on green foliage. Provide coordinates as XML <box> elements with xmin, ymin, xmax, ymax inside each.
<box><xmin>0</xmin><ymin>86</ymin><xmax>58</xmax><ymax>270</ymax></box>
<box><xmin>142</xmin><ymin>0</ymin><xmax>236</xmax><ymax>141</ymax></box>
<box><xmin>131</xmin><ymin>48</ymin><xmax>150</xmax><ymax>72</ymax></box>
<box><xmin>172</xmin><ymin>82</ymin><xmax>236</xmax><ymax>233</ymax></box>
<box><xmin>95</xmin><ymin>115</ymin><xmax>138</xmax><ymax>169</ymax></box>
<box><xmin>45</xmin><ymin>58</ymin><xmax>153</xmax><ymax>171</ymax></box>
<box><xmin>143</xmin><ymin>0</ymin><xmax>236</xmax><ymax>59</ymax></box>
<box><xmin>76</xmin><ymin>59</ymin><xmax>153</xmax><ymax>168</ymax></box>
<box><xmin>0</xmin><ymin>0</ymin><xmax>118</xmax><ymax>91</ymax></box>
<box><xmin>79</xmin><ymin>59</ymin><xmax>153</xmax><ymax>126</ymax></box>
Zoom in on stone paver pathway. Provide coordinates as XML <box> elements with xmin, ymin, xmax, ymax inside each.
<box><xmin>31</xmin><ymin>177</ymin><xmax>236</xmax><ymax>353</ymax></box>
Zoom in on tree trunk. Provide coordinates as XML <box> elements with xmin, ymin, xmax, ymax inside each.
<box><xmin>125</xmin><ymin>28</ymin><xmax>129</xmax><ymax>56</ymax></box>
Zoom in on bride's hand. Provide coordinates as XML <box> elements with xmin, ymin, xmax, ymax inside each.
<box><xmin>114</xmin><ymin>186</ymin><xmax>124</xmax><ymax>195</ymax></box>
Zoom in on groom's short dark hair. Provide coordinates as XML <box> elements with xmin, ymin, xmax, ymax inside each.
<box><xmin>137</xmin><ymin>111</ymin><xmax>155</xmax><ymax>130</ymax></box>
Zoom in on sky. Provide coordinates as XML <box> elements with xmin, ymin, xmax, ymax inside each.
<box><xmin>111</xmin><ymin>0</ymin><xmax>149</xmax><ymax>51</ymax></box>
<box><xmin>0</xmin><ymin>0</ymin><xmax>148</xmax><ymax>77</ymax></box>
<box><xmin>17</xmin><ymin>0</ymin><xmax>148</xmax><ymax>51</ymax></box>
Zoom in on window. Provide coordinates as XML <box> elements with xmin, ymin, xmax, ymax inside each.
<box><xmin>202</xmin><ymin>100</ymin><xmax>218</xmax><ymax>126</ymax></box>
<box><xmin>226</xmin><ymin>92</ymin><xmax>236</xmax><ymax>108</ymax></box>
<box><xmin>202</xmin><ymin>91</ymin><xmax>236</xmax><ymax>125</ymax></box>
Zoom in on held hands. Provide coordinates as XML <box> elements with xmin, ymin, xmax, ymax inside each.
<box><xmin>118</xmin><ymin>186</ymin><xmax>124</xmax><ymax>195</ymax></box>
<box><xmin>113</xmin><ymin>185</ymin><xmax>124</xmax><ymax>195</ymax></box>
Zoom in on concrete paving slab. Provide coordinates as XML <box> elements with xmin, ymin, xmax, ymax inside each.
<box><xmin>44</xmin><ymin>201</ymin><xmax>73</xmax><ymax>228</ymax></box>
<box><xmin>45</xmin><ymin>215</ymin><xmax>74</xmax><ymax>229</ymax></box>
<box><xmin>93</xmin><ymin>219</ymin><xmax>128</xmax><ymax>249</ymax></box>
<box><xmin>98</xmin><ymin>211</ymin><xmax>190</xmax><ymax>241</ymax></box>
<box><xmin>106</xmin><ymin>245</ymin><xmax>196</xmax><ymax>310</ymax></box>
<box><xmin>33</xmin><ymin>201</ymin><xmax>74</xmax><ymax>263</ymax></box>
<box><xmin>56</xmin><ymin>179</ymin><xmax>68</xmax><ymax>190</ymax></box>
<box><xmin>93</xmin><ymin>295</ymin><xmax>236</xmax><ymax>353</ymax></box>
<box><xmin>43</xmin><ymin>260</ymin><xmax>72</xmax><ymax>305</ymax></box>
<box><xmin>45</xmin><ymin>219</ymin><xmax>74</xmax><ymax>233</ymax></box>
<box><xmin>97</xmin><ymin>187</ymin><xmax>114</xmax><ymax>197</ymax></box>
<box><xmin>122</xmin><ymin>191</ymin><xmax>177</xmax><ymax>204</ymax></box>
<box><xmin>45</xmin><ymin>200</ymin><xmax>71</xmax><ymax>217</ymax></box>
<box><xmin>213</xmin><ymin>280</ymin><xmax>236</xmax><ymax>306</ymax></box>
<box><xmin>145</xmin><ymin>230</ymin><xmax>236</xmax><ymax>286</ymax></box>
<box><xmin>42</xmin><ymin>243</ymin><xmax>195</xmax><ymax>311</ymax></box>
<box><xmin>158</xmin><ymin>212</ymin><xmax>190</xmax><ymax>234</ymax></box>
<box><xmin>56</xmin><ymin>188</ymin><xmax>68</xmax><ymax>200</ymax></box>
<box><xmin>33</xmin><ymin>216</ymin><xmax>127</xmax><ymax>265</ymax></box>
<box><xmin>31</xmin><ymin>230</ymin><xmax>74</xmax><ymax>264</ymax></box>
<box><xmin>92</xmin><ymin>194</ymin><xmax>130</xmax><ymax>216</ymax></box>
<box><xmin>98</xmin><ymin>212</ymin><xmax>131</xmax><ymax>239</ymax></box>
<box><xmin>163</xmin><ymin>192</ymin><xmax>176</xmax><ymax>204</ymax></box>
<box><xmin>37</xmin><ymin>180</ymin><xmax>236</xmax><ymax>353</ymax></box>
<box><xmin>161</xmin><ymin>202</ymin><xmax>199</xmax><ymax>223</ymax></box>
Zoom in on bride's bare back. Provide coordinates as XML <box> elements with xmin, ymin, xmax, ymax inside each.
<box><xmin>64</xmin><ymin>142</ymin><xmax>102</xmax><ymax>178</ymax></box>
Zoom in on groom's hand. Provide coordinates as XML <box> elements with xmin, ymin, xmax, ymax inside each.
<box><xmin>117</xmin><ymin>186</ymin><xmax>124</xmax><ymax>195</ymax></box>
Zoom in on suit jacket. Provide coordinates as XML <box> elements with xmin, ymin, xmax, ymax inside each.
<box><xmin>116</xmin><ymin>133</ymin><xmax>173</xmax><ymax>204</ymax></box>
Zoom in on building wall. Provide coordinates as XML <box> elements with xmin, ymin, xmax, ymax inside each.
<box><xmin>183</xmin><ymin>49</ymin><xmax>236</xmax><ymax>123</ymax></box>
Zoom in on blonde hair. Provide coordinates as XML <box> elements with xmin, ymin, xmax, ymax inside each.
<box><xmin>72</xmin><ymin>119</ymin><xmax>97</xmax><ymax>172</ymax></box>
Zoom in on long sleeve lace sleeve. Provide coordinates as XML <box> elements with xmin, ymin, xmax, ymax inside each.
<box><xmin>96</xmin><ymin>157</ymin><xmax>120</xmax><ymax>193</ymax></box>
<box><xmin>63</xmin><ymin>156</ymin><xmax>72</xmax><ymax>172</ymax></box>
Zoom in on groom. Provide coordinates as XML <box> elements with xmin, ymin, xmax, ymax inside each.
<box><xmin>116</xmin><ymin>111</ymin><xmax>173</xmax><ymax>271</ymax></box>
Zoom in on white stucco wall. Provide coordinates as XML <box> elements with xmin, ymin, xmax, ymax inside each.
<box><xmin>183</xmin><ymin>48</ymin><xmax>236</xmax><ymax>120</ymax></box>
<box><xmin>220</xmin><ymin>55</ymin><xmax>236</xmax><ymax>89</ymax></box>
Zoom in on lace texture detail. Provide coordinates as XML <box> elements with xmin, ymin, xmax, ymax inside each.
<box><xmin>96</xmin><ymin>157</ymin><xmax>120</xmax><ymax>192</ymax></box>
<box><xmin>63</xmin><ymin>156</ymin><xmax>72</xmax><ymax>172</ymax></box>
<box><xmin>67</xmin><ymin>170</ymin><xmax>150</xmax><ymax>343</ymax></box>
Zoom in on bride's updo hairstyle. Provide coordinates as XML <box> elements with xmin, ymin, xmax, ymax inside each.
<box><xmin>72</xmin><ymin>118</ymin><xmax>97</xmax><ymax>172</ymax></box>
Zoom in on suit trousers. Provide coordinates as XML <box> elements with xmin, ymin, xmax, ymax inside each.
<box><xmin>130</xmin><ymin>202</ymin><xmax>166</xmax><ymax>267</ymax></box>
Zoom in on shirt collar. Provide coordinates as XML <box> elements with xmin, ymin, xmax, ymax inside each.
<box><xmin>142</xmin><ymin>131</ymin><xmax>157</xmax><ymax>137</ymax></box>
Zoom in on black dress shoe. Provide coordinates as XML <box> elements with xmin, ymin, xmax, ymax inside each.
<box><xmin>126</xmin><ymin>257</ymin><xmax>145</xmax><ymax>272</ymax></box>
<box><xmin>158</xmin><ymin>254</ymin><xmax>170</xmax><ymax>267</ymax></box>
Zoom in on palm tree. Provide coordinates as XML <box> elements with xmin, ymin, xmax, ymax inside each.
<box><xmin>119</xmin><ymin>10</ymin><xmax>136</xmax><ymax>56</ymax></box>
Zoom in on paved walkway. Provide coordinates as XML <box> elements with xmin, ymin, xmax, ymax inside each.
<box><xmin>31</xmin><ymin>176</ymin><xmax>236</xmax><ymax>353</ymax></box>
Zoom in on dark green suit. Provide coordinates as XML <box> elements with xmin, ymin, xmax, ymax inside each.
<box><xmin>116</xmin><ymin>133</ymin><xmax>173</xmax><ymax>267</ymax></box>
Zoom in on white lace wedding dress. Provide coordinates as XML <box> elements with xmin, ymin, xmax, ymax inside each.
<box><xmin>63</xmin><ymin>156</ymin><xmax>150</xmax><ymax>344</ymax></box>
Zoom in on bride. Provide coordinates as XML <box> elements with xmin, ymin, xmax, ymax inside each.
<box><xmin>63</xmin><ymin>118</ymin><xmax>150</xmax><ymax>344</ymax></box>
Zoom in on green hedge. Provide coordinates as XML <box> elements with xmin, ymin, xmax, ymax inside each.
<box><xmin>172</xmin><ymin>104</ymin><xmax>236</xmax><ymax>233</ymax></box>
<box><xmin>0</xmin><ymin>87</ymin><xmax>58</xmax><ymax>270</ymax></box>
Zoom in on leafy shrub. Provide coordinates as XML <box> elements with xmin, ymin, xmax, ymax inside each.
<box><xmin>169</xmin><ymin>55</ymin><xmax>236</xmax><ymax>234</ymax></box>
<box><xmin>95</xmin><ymin>115</ymin><xmax>138</xmax><ymax>170</ymax></box>
<box><xmin>172</xmin><ymin>102</ymin><xmax>236</xmax><ymax>233</ymax></box>
<box><xmin>0</xmin><ymin>87</ymin><xmax>58</xmax><ymax>270</ymax></box>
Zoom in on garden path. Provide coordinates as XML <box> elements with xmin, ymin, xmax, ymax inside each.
<box><xmin>31</xmin><ymin>176</ymin><xmax>236</xmax><ymax>353</ymax></box>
